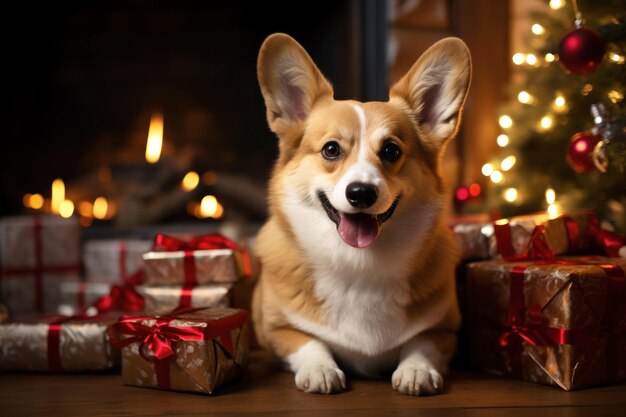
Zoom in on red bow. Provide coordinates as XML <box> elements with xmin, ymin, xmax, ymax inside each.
<box><xmin>92</xmin><ymin>270</ymin><xmax>145</xmax><ymax>313</ymax></box>
<box><xmin>108</xmin><ymin>308</ymin><xmax>248</xmax><ymax>360</ymax></box>
<box><xmin>111</xmin><ymin>317</ymin><xmax>207</xmax><ymax>360</ymax></box>
<box><xmin>153</xmin><ymin>233</ymin><xmax>239</xmax><ymax>252</ymax></box>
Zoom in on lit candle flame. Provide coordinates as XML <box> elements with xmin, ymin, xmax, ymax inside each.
<box><xmin>145</xmin><ymin>113</ymin><xmax>164</xmax><ymax>164</ymax></box>
<box><xmin>181</xmin><ymin>171</ymin><xmax>200</xmax><ymax>192</ymax></box>
<box><xmin>200</xmin><ymin>195</ymin><xmax>218</xmax><ymax>218</ymax></box>
<box><xmin>59</xmin><ymin>200</ymin><xmax>75</xmax><ymax>218</ymax></box>
<box><xmin>93</xmin><ymin>197</ymin><xmax>108</xmax><ymax>220</ymax></box>
<box><xmin>51</xmin><ymin>179</ymin><xmax>65</xmax><ymax>214</ymax></box>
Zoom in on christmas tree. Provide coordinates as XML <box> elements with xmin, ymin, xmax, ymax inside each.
<box><xmin>481</xmin><ymin>0</ymin><xmax>626</xmax><ymax>231</ymax></box>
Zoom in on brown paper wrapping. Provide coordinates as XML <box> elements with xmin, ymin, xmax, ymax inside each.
<box><xmin>452</xmin><ymin>212</ymin><xmax>592</xmax><ymax>261</ymax></box>
<box><xmin>0</xmin><ymin>316</ymin><xmax>120</xmax><ymax>371</ymax></box>
<box><xmin>0</xmin><ymin>215</ymin><xmax>81</xmax><ymax>317</ymax></box>
<box><xmin>142</xmin><ymin>249</ymin><xmax>245</xmax><ymax>285</ymax></box>
<box><xmin>120</xmin><ymin>308</ymin><xmax>248</xmax><ymax>394</ymax></box>
<box><xmin>137</xmin><ymin>284</ymin><xmax>232</xmax><ymax>311</ymax></box>
<box><xmin>84</xmin><ymin>239</ymin><xmax>151</xmax><ymax>284</ymax></box>
<box><xmin>467</xmin><ymin>257</ymin><xmax>626</xmax><ymax>390</ymax></box>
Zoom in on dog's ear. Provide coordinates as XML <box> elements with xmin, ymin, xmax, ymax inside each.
<box><xmin>257</xmin><ymin>33</ymin><xmax>333</xmax><ymax>136</ymax></box>
<box><xmin>390</xmin><ymin>37</ymin><xmax>471</xmax><ymax>152</ymax></box>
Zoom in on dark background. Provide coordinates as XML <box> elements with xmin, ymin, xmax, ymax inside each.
<box><xmin>1</xmin><ymin>1</ymin><xmax>375</xmax><ymax>217</ymax></box>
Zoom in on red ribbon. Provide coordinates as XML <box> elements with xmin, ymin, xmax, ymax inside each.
<box><xmin>47</xmin><ymin>323</ymin><xmax>63</xmax><ymax>371</ymax></box>
<box><xmin>44</xmin><ymin>311</ymin><xmax>112</xmax><ymax>371</ymax></box>
<box><xmin>119</xmin><ymin>240</ymin><xmax>128</xmax><ymax>282</ymax></box>
<box><xmin>153</xmin><ymin>233</ymin><xmax>239</xmax><ymax>252</ymax></box>
<box><xmin>92</xmin><ymin>270</ymin><xmax>145</xmax><ymax>313</ymax></box>
<box><xmin>178</xmin><ymin>286</ymin><xmax>194</xmax><ymax>308</ymax></box>
<box><xmin>500</xmin><ymin>258</ymin><xmax>626</xmax><ymax>380</ymax></box>
<box><xmin>108</xmin><ymin>307</ymin><xmax>247</xmax><ymax>389</ymax></box>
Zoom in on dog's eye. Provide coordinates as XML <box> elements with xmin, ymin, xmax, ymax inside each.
<box><xmin>379</xmin><ymin>141</ymin><xmax>402</xmax><ymax>163</ymax></box>
<box><xmin>321</xmin><ymin>141</ymin><xmax>342</xmax><ymax>160</ymax></box>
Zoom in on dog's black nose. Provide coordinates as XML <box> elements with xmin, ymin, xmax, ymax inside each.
<box><xmin>346</xmin><ymin>182</ymin><xmax>378</xmax><ymax>209</ymax></box>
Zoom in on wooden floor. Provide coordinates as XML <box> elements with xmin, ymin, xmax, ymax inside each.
<box><xmin>1</xmin><ymin>350</ymin><xmax>625</xmax><ymax>417</ymax></box>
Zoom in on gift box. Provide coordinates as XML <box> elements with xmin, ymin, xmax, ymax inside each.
<box><xmin>137</xmin><ymin>284</ymin><xmax>233</xmax><ymax>312</ymax></box>
<box><xmin>467</xmin><ymin>257</ymin><xmax>626</xmax><ymax>390</ymax></box>
<box><xmin>57</xmin><ymin>281</ymin><xmax>114</xmax><ymax>315</ymax></box>
<box><xmin>451</xmin><ymin>212</ymin><xmax>606</xmax><ymax>261</ymax></box>
<box><xmin>0</xmin><ymin>314</ymin><xmax>120</xmax><ymax>371</ymax></box>
<box><xmin>142</xmin><ymin>234</ymin><xmax>251</xmax><ymax>286</ymax></box>
<box><xmin>109</xmin><ymin>307</ymin><xmax>248</xmax><ymax>394</ymax></box>
<box><xmin>84</xmin><ymin>239</ymin><xmax>151</xmax><ymax>284</ymax></box>
<box><xmin>0</xmin><ymin>215</ymin><xmax>81</xmax><ymax>317</ymax></box>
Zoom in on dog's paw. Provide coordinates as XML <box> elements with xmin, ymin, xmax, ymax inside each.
<box><xmin>392</xmin><ymin>364</ymin><xmax>443</xmax><ymax>396</ymax></box>
<box><xmin>295</xmin><ymin>364</ymin><xmax>346</xmax><ymax>394</ymax></box>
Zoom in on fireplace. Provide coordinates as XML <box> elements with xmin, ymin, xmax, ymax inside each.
<box><xmin>2</xmin><ymin>1</ymin><xmax>386</xmax><ymax>236</ymax></box>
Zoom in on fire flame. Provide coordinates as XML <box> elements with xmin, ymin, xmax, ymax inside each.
<box><xmin>51</xmin><ymin>179</ymin><xmax>65</xmax><ymax>214</ymax></box>
<box><xmin>93</xmin><ymin>196</ymin><xmax>108</xmax><ymax>220</ymax></box>
<box><xmin>145</xmin><ymin>113</ymin><xmax>164</xmax><ymax>164</ymax></box>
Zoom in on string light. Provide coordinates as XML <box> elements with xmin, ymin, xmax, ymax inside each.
<box><xmin>525</xmin><ymin>54</ymin><xmax>538</xmax><ymax>65</ymax></box>
<box><xmin>545</xmin><ymin>188</ymin><xmax>556</xmax><ymax>204</ymax></box>
<box><xmin>512</xmin><ymin>53</ymin><xmax>525</xmax><ymax>65</ymax></box>
<box><xmin>181</xmin><ymin>171</ymin><xmax>200</xmax><ymax>192</ymax></box>
<box><xmin>501</xmin><ymin>156</ymin><xmax>517</xmax><ymax>171</ymax></box>
<box><xmin>469</xmin><ymin>183</ymin><xmax>481</xmax><ymax>197</ymax></box>
<box><xmin>482</xmin><ymin>163</ymin><xmax>495</xmax><ymax>177</ymax></box>
<box><xmin>547</xmin><ymin>203</ymin><xmax>559</xmax><ymax>217</ymax></box>
<box><xmin>540</xmin><ymin>115</ymin><xmax>553</xmax><ymax>130</ymax></box>
<box><xmin>545</xmin><ymin>53</ymin><xmax>556</xmax><ymax>63</ymax></box>
<box><xmin>503</xmin><ymin>188</ymin><xmax>518</xmax><ymax>202</ymax></box>
<box><xmin>490</xmin><ymin>170</ymin><xmax>504</xmax><ymax>184</ymax></box>
<box><xmin>608</xmin><ymin>52</ymin><xmax>625</xmax><ymax>64</ymax></box>
<box><xmin>499</xmin><ymin>115</ymin><xmax>513</xmax><ymax>129</ymax></box>
<box><xmin>554</xmin><ymin>95</ymin><xmax>566</xmax><ymax>108</ymax></box>
<box><xmin>608</xmin><ymin>90</ymin><xmax>624</xmax><ymax>103</ymax></box>
<box><xmin>497</xmin><ymin>134</ymin><xmax>510</xmax><ymax>147</ymax></box>
<box><xmin>581</xmin><ymin>84</ymin><xmax>593</xmax><ymax>96</ymax></box>
<box><xmin>549</xmin><ymin>0</ymin><xmax>565</xmax><ymax>10</ymax></box>
<box><xmin>531</xmin><ymin>24</ymin><xmax>545</xmax><ymax>35</ymax></box>
<box><xmin>517</xmin><ymin>91</ymin><xmax>533</xmax><ymax>104</ymax></box>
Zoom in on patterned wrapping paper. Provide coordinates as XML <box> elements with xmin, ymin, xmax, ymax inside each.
<box><xmin>143</xmin><ymin>248</ymin><xmax>247</xmax><ymax>285</ymax></box>
<box><xmin>112</xmin><ymin>307</ymin><xmax>248</xmax><ymax>394</ymax></box>
<box><xmin>137</xmin><ymin>284</ymin><xmax>233</xmax><ymax>312</ymax></box>
<box><xmin>452</xmin><ymin>212</ymin><xmax>593</xmax><ymax>261</ymax></box>
<box><xmin>58</xmin><ymin>281</ymin><xmax>113</xmax><ymax>316</ymax></box>
<box><xmin>84</xmin><ymin>239</ymin><xmax>151</xmax><ymax>284</ymax></box>
<box><xmin>0</xmin><ymin>215</ymin><xmax>81</xmax><ymax>317</ymax></box>
<box><xmin>0</xmin><ymin>315</ymin><xmax>120</xmax><ymax>371</ymax></box>
<box><xmin>467</xmin><ymin>257</ymin><xmax>626</xmax><ymax>390</ymax></box>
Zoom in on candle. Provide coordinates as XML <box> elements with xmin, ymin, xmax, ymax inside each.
<box><xmin>93</xmin><ymin>196</ymin><xmax>108</xmax><ymax>220</ymax></box>
<box><xmin>51</xmin><ymin>179</ymin><xmax>65</xmax><ymax>214</ymax></box>
<box><xmin>145</xmin><ymin>113</ymin><xmax>164</xmax><ymax>164</ymax></box>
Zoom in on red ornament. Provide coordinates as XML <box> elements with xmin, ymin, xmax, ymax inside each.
<box><xmin>567</xmin><ymin>130</ymin><xmax>602</xmax><ymax>173</ymax></box>
<box><xmin>558</xmin><ymin>27</ymin><xmax>606</xmax><ymax>74</ymax></box>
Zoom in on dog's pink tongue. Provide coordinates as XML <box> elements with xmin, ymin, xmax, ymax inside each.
<box><xmin>338</xmin><ymin>213</ymin><xmax>379</xmax><ymax>248</ymax></box>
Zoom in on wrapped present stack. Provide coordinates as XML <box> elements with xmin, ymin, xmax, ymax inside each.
<box><xmin>138</xmin><ymin>233</ymin><xmax>252</xmax><ymax>312</ymax></box>
<box><xmin>452</xmin><ymin>211</ymin><xmax>626</xmax><ymax>390</ymax></box>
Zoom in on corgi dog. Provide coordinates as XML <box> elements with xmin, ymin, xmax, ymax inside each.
<box><xmin>252</xmin><ymin>33</ymin><xmax>471</xmax><ymax>396</ymax></box>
